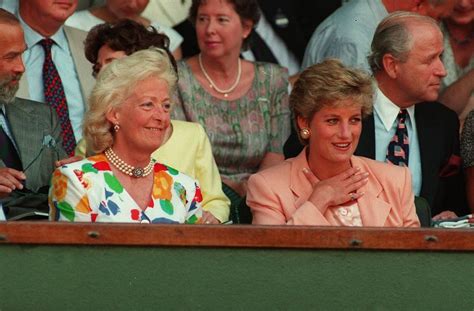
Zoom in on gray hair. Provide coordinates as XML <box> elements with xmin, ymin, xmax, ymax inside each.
<box><xmin>83</xmin><ymin>48</ymin><xmax>177</xmax><ymax>153</ymax></box>
<box><xmin>368</xmin><ymin>11</ymin><xmax>440</xmax><ymax>73</ymax></box>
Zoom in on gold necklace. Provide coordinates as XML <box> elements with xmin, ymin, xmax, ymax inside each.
<box><xmin>198</xmin><ymin>53</ymin><xmax>241</xmax><ymax>98</ymax></box>
<box><xmin>104</xmin><ymin>147</ymin><xmax>155</xmax><ymax>178</ymax></box>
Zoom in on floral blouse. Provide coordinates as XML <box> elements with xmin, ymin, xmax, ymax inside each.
<box><xmin>49</xmin><ymin>154</ymin><xmax>202</xmax><ymax>224</ymax></box>
<box><xmin>172</xmin><ymin>61</ymin><xmax>291</xmax><ymax>183</ymax></box>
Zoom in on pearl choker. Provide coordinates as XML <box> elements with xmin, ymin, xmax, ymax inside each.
<box><xmin>104</xmin><ymin>148</ymin><xmax>155</xmax><ymax>178</ymax></box>
<box><xmin>198</xmin><ymin>53</ymin><xmax>241</xmax><ymax>98</ymax></box>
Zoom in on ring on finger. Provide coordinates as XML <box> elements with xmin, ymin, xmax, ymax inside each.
<box><xmin>205</xmin><ymin>221</ymin><xmax>211</xmax><ymax>224</ymax></box>
<box><xmin>350</xmin><ymin>193</ymin><xmax>356</xmax><ymax>201</ymax></box>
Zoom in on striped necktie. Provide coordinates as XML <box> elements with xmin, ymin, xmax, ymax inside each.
<box><xmin>40</xmin><ymin>38</ymin><xmax>76</xmax><ymax>156</ymax></box>
<box><xmin>0</xmin><ymin>110</ymin><xmax>23</xmax><ymax>170</ymax></box>
<box><xmin>386</xmin><ymin>109</ymin><xmax>409</xmax><ymax>166</ymax></box>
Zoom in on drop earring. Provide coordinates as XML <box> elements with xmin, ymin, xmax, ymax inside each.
<box><xmin>113</xmin><ymin>124</ymin><xmax>120</xmax><ymax>132</ymax></box>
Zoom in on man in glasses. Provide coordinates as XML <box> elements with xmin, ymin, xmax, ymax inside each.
<box><xmin>0</xmin><ymin>9</ymin><xmax>66</xmax><ymax>220</ymax></box>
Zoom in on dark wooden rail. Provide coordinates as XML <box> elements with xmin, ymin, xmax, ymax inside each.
<box><xmin>1</xmin><ymin>222</ymin><xmax>473</xmax><ymax>251</ymax></box>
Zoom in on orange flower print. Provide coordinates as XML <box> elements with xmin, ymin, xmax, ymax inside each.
<box><xmin>76</xmin><ymin>195</ymin><xmax>92</xmax><ymax>214</ymax></box>
<box><xmin>52</xmin><ymin>169</ymin><xmax>68</xmax><ymax>201</ymax></box>
<box><xmin>153</xmin><ymin>171</ymin><xmax>172</xmax><ymax>200</ymax></box>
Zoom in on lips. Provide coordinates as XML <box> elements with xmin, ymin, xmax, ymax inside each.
<box><xmin>333</xmin><ymin>142</ymin><xmax>352</xmax><ymax>150</ymax></box>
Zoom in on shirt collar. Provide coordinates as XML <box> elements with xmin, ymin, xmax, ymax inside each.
<box><xmin>374</xmin><ymin>86</ymin><xmax>415</xmax><ymax>131</ymax></box>
<box><xmin>19</xmin><ymin>13</ymin><xmax>69</xmax><ymax>52</ymax></box>
<box><xmin>0</xmin><ymin>103</ymin><xmax>5</xmax><ymax>115</ymax></box>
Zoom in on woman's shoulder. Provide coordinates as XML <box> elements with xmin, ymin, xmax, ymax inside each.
<box><xmin>171</xmin><ymin>120</ymin><xmax>205</xmax><ymax>133</ymax></box>
<box><xmin>57</xmin><ymin>154</ymin><xmax>109</xmax><ymax>174</ymax></box>
<box><xmin>154</xmin><ymin>162</ymin><xmax>198</xmax><ymax>186</ymax></box>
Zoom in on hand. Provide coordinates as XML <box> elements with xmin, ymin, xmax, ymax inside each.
<box><xmin>198</xmin><ymin>211</ymin><xmax>221</xmax><ymax>224</ymax></box>
<box><xmin>222</xmin><ymin>177</ymin><xmax>248</xmax><ymax>197</ymax></box>
<box><xmin>0</xmin><ymin>168</ymin><xmax>26</xmax><ymax>198</ymax></box>
<box><xmin>55</xmin><ymin>155</ymin><xmax>83</xmax><ymax>167</ymax></box>
<box><xmin>432</xmin><ymin>210</ymin><xmax>458</xmax><ymax>221</ymax></box>
<box><xmin>303</xmin><ymin>167</ymin><xmax>369</xmax><ymax>211</ymax></box>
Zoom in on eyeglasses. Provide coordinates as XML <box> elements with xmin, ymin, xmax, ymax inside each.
<box><xmin>15</xmin><ymin>134</ymin><xmax>61</xmax><ymax>194</ymax></box>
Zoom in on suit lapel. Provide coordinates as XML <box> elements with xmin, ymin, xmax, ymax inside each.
<box><xmin>64</xmin><ymin>26</ymin><xmax>94</xmax><ymax>102</ymax></box>
<box><xmin>355</xmin><ymin>114</ymin><xmax>376</xmax><ymax>158</ymax></box>
<box><xmin>351</xmin><ymin>157</ymin><xmax>392</xmax><ymax>226</ymax></box>
<box><xmin>415</xmin><ymin>104</ymin><xmax>438</xmax><ymax>195</ymax></box>
<box><xmin>6</xmin><ymin>100</ymin><xmax>44</xmax><ymax>187</ymax></box>
<box><xmin>289</xmin><ymin>149</ymin><xmax>314</xmax><ymax>208</ymax></box>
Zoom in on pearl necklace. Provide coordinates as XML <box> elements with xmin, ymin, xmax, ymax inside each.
<box><xmin>198</xmin><ymin>53</ymin><xmax>241</xmax><ymax>98</ymax></box>
<box><xmin>104</xmin><ymin>148</ymin><xmax>155</xmax><ymax>178</ymax></box>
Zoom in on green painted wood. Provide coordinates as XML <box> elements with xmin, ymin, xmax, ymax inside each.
<box><xmin>1</xmin><ymin>245</ymin><xmax>473</xmax><ymax>310</ymax></box>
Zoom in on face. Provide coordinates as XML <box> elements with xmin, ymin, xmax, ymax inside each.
<box><xmin>448</xmin><ymin>0</ymin><xmax>474</xmax><ymax>24</ymax></box>
<box><xmin>106</xmin><ymin>0</ymin><xmax>149</xmax><ymax>19</ymax></box>
<box><xmin>22</xmin><ymin>0</ymin><xmax>78</xmax><ymax>23</ymax></box>
<box><xmin>95</xmin><ymin>44</ymin><xmax>127</xmax><ymax>77</ymax></box>
<box><xmin>195</xmin><ymin>0</ymin><xmax>252</xmax><ymax>58</ymax></box>
<box><xmin>298</xmin><ymin>102</ymin><xmax>362</xmax><ymax>166</ymax></box>
<box><xmin>393</xmin><ymin>22</ymin><xmax>446</xmax><ymax>105</ymax></box>
<box><xmin>418</xmin><ymin>0</ymin><xmax>456</xmax><ymax>20</ymax></box>
<box><xmin>0</xmin><ymin>24</ymin><xmax>26</xmax><ymax>104</ymax></box>
<box><xmin>108</xmin><ymin>76</ymin><xmax>172</xmax><ymax>154</ymax></box>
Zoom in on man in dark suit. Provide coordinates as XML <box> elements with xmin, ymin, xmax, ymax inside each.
<box><xmin>284</xmin><ymin>12</ymin><xmax>469</xmax><ymax>219</ymax></box>
<box><xmin>0</xmin><ymin>9</ymin><xmax>67</xmax><ymax>219</ymax></box>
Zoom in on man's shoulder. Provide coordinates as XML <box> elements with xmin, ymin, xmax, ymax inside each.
<box><xmin>10</xmin><ymin>97</ymin><xmax>51</xmax><ymax>115</ymax></box>
<box><xmin>415</xmin><ymin>101</ymin><xmax>458</xmax><ymax>121</ymax></box>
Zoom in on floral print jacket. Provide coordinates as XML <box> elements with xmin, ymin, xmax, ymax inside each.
<box><xmin>49</xmin><ymin>154</ymin><xmax>202</xmax><ymax>224</ymax></box>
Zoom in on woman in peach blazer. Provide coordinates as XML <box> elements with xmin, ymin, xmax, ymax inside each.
<box><xmin>247</xmin><ymin>59</ymin><xmax>420</xmax><ymax>227</ymax></box>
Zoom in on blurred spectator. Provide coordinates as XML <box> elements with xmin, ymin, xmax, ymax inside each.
<box><xmin>66</xmin><ymin>0</ymin><xmax>183</xmax><ymax>59</ymax></box>
<box><xmin>302</xmin><ymin>0</ymin><xmax>456</xmax><ymax>71</ymax></box>
<box><xmin>439</xmin><ymin>0</ymin><xmax>474</xmax><ymax>123</ymax></box>
<box><xmin>16</xmin><ymin>0</ymin><xmax>94</xmax><ymax>155</ymax></box>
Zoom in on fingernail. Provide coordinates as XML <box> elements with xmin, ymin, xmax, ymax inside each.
<box><xmin>355</xmin><ymin>167</ymin><xmax>361</xmax><ymax>171</ymax></box>
<box><xmin>302</xmin><ymin>167</ymin><xmax>310</xmax><ymax>173</ymax></box>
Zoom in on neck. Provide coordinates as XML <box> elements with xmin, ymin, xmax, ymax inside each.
<box><xmin>110</xmin><ymin>141</ymin><xmax>151</xmax><ymax>168</ymax></box>
<box><xmin>307</xmin><ymin>150</ymin><xmax>352</xmax><ymax>180</ymax></box>
<box><xmin>199</xmin><ymin>53</ymin><xmax>240</xmax><ymax>79</ymax></box>
<box><xmin>20</xmin><ymin>7</ymin><xmax>61</xmax><ymax>37</ymax></box>
<box><xmin>376</xmin><ymin>74</ymin><xmax>414</xmax><ymax>109</ymax></box>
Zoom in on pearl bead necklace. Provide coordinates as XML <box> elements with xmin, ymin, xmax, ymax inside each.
<box><xmin>198</xmin><ymin>53</ymin><xmax>241</xmax><ymax>98</ymax></box>
<box><xmin>105</xmin><ymin>147</ymin><xmax>154</xmax><ymax>178</ymax></box>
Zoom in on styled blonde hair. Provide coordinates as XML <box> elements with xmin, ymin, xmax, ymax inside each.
<box><xmin>83</xmin><ymin>48</ymin><xmax>177</xmax><ymax>153</ymax></box>
<box><xmin>290</xmin><ymin>58</ymin><xmax>374</xmax><ymax>144</ymax></box>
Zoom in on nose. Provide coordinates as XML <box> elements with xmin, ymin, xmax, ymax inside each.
<box><xmin>338</xmin><ymin>122</ymin><xmax>351</xmax><ymax>139</ymax></box>
<box><xmin>13</xmin><ymin>56</ymin><xmax>25</xmax><ymax>75</ymax></box>
<box><xmin>434</xmin><ymin>58</ymin><xmax>447</xmax><ymax>78</ymax></box>
<box><xmin>206</xmin><ymin>19</ymin><xmax>216</xmax><ymax>34</ymax></box>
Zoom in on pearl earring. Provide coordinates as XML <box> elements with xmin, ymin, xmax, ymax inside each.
<box><xmin>300</xmin><ymin>128</ymin><xmax>310</xmax><ymax>140</ymax></box>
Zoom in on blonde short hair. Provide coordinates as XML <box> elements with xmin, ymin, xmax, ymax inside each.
<box><xmin>290</xmin><ymin>59</ymin><xmax>374</xmax><ymax>144</ymax></box>
<box><xmin>83</xmin><ymin>48</ymin><xmax>177</xmax><ymax>153</ymax></box>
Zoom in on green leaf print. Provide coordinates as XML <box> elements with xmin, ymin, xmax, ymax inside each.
<box><xmin>58</xmin><ymin>201</ymin><xmax>75</xmax><ymax>222</ymax></box>
<box><xmin>160</xmin><ymin>200</ymin><xmax>174</xmax><ymax>215</ymax></box>
<box><xmin>81</xmin><ymin>163</ymin><xmax>98</xmax><ymax>174</ymax></box>
<box><xmin>186</xmin><ymin>214</ymin><xmax>198</xmax><ymax>224</ymax></box>
<box><xmin>167</xmin><ymin>166</ymin><xmax>178</xmax><ymax>176</ymax></box>
<box><xmin>104</xmin><ymin>172</ymin><xmax>124</xmax><ymax>193</ymax></box>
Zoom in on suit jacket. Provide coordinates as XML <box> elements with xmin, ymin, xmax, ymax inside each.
<box><xmin>247</xmin><ymin>150</ymin><xmax>420</xmax><ymax>227</ymax></box>
<box><xmin>0</xmin><ymin>98</ymin><xmax>67</xmax><ymax>219</ymax></box>
<box><xmin>283</xmin><ymin>102</ymin><xmax>469</xmax><ymax>216</ymax></box>
<box><xmin>16</xmin><ymin>26</ymin><xmax>94</xmax><ymax>104</ymax></box>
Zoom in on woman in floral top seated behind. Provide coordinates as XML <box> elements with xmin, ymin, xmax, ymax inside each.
<box><xmin>49</xmin><ymin>48</ymin><xmax>202</xmax><ymax>224</ymax></box>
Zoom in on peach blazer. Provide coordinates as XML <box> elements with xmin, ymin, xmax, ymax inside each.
<box><xmin>247</xmin><ymin>150</ymin><xmax>420</xmax><ymax>227</ymax></box>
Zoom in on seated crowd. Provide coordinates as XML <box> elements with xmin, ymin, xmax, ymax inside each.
<box><xmin>0</xmin><ymin>0</ymin><xmax>473</xmax><ymax>227</ymax></box>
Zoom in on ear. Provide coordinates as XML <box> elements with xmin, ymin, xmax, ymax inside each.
<box><xmin>241</xmin><ymin>19</ymin><xmax>253</xmax><ymax>39</ymax></box>
<box><xmin>105</xmin><ymin>107</ymin><xmax>120</xmax><ymax>125</ymax></box>
<box><xmin>382</xmin><ymin>53</ymin><xmax>399</xmax><ymax>79</ymax></box>
<box><xmin>296</xmin><ymin>115</ymin><xmax>309</xmax><ymax>131</ymax></box>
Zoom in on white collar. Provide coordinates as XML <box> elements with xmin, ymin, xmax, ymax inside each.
<box><xmin>374</xmin><ymin>87</ymin><xmax>415</xmax><ymax>131</ymax></box>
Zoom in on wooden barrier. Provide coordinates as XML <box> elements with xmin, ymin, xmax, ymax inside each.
<box><xmin>1</xmin><ymin>222</ymin><xmax>473</xmax><ymax>310</ymax></box>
